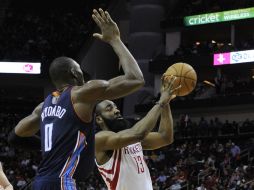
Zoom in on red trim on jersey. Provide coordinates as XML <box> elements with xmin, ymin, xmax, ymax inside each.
<box><xmin>97</xmin><ymin>150</ymin><xmax>122</xmax><ymax>190</ymax></box>
<box><xmin>110</xmin><ymin>150</ymin><xmax>121</xmax><ymax>190</ymax></box>
<box><xmin>97</xmin><ymin>150</ymin><xmax>118</xmax><ymax>174</ymax></box>
<box><xmin>99</xmin><ymin>170</ymin><xmax>112</xmax><ymax>185</ymax></box>
<box><xmin>97</xmin><ymin>151</ymin><xmax>119</xmax><ymax>186</ymax></box>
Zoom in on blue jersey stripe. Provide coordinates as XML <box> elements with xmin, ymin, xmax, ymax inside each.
<box><xmin>60</xmin><ymin>177</ymin><xmax>76</xmax><ymax>190</ymax></box>
<box><xmin>60</xmin><ymin>131</ymin><xmax>86</xmax><ymax>178</ymax></box>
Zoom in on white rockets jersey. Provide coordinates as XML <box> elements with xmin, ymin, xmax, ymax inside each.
<box><xmin>96</xmin><ymin>142</ymin><xmax>153</xmax><ymax>190</ymax></box>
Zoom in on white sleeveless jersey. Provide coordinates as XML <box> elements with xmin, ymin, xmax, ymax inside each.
<box><xmin>96</xmin><ymin>142</ymin><xmax>153</xmax><ymax>190</ymax></box>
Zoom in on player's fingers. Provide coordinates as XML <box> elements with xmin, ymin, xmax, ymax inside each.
<box><xmin>161</xmin><ymin>76</ymin><xmax>165</xmax><ymax>85</ymax></box>
<box><xmin>168</xmin><ymin>76</ymin><xmax>177</xmax><ymax>89</ymax></box>
<box><xmin>93</xmin><ymin>33</ymin><xmax>103</xmax><ymax>40</ymax></box>
<box><xmin>162</xmin><ymin>77</ymin><xmax>170</xmax><ymax>89</ymax></box>
<box><xmin>92</xmin><ymin>14</ymin><xmax>102</xmax><ymax>27</ymax></box>
<box><xmin>93</xmin><ymin>9</ymin><xmax>105</xmax><ymax>24</ymax></box>
<box><xmin>161</xmin><ymin>74</ymin><xmax>166</xmax><ymax>86</ymax></box>
<box><xmin>170</xmin><ymin>75</ymin><xmax>177</xmax><ymax>83</ymax></box>
<box><xmin>164</xmin><ymin>75</ymin><xmax>173</xmax><ymax>82</ymax></box>
<box><xmin>99</xmin><ymin>8</ymin><xmax>108</xmax><ymax>23</ymax></box>
<box><xmin>164</xmin><ymin>75</ymin><xmax>175</xmax><ymax>89</ymax></box>
<box><xmin>171</xmin><ymin>85</ymin><xmax>181</xmax><ymax>94</ymax></box>
<box><xmin>169</xmin><ymin>94</ymin><xmax>176</xmax><ymax>100</ymax></box>
<box><xmin>164</xmin><ymin>75</ymin><xmax>174</xmax><ymax>83</ymax></box>
<box><xmin>161</xmin><ymin>73</ymin><xmax>167</xmax><ymax>81</ymax></box>
<box><xmin>105</xmin><ymin>11</ymin><xmax>114</xmax><ymax>23</ymax></box>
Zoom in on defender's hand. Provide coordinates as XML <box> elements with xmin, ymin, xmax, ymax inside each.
<box><xmin>92</xmin><ymin>8</ymin><xmax>120</xmax><ymax>43</ymax></box>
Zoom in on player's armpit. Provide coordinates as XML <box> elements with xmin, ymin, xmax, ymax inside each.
<box><xmin>14</xmin><ymin>102</ymin><xmax>43</xmax><ymax>137</ymax></box>
<box><xmin>141</xmin><ymin>132</ymin><xmax>173</xmax><ymax>150</ymax></box>
<box><xmin>95</xmin><ymin>129</ymin><xmax>144</xmax><ymax>151</ymax></box>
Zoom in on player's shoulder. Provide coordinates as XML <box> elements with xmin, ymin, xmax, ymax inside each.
<box><xmin>95</xmin><ymin>130</ymin><xmax>116</xmax><ymax>139</ymax></box>
<box><xmin>95</xmin><ymin>131</ymin><xmax>116</xmax><ymax>151</ymax></box>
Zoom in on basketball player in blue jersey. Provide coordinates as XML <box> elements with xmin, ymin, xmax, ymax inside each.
<box><xmin>8</xmin><ymin>9</ymin><xmax>144</xmax><ymax>190</ymax></box>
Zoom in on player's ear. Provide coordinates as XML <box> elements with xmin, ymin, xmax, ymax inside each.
<box><xmin>96</xmin><ymin>115</ymin><xmax>103</xmax><ymax>125</ymax></box>
<box><xmin>70</xmin><ymin>68</ymin><xmax>78</xmax><ymax>79</ymax></box>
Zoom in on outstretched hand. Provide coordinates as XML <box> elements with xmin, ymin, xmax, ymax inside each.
<box><xmin>92</xmin><ymin>8</ymin><xmax>120</xmax><ymax>43</ymax></box>
<box><xmin>159</xmin><ymin>75</ymin><xmax>181</xmax><ymax>105</ymax></box>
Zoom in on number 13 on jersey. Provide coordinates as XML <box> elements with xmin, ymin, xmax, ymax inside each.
<box><xmin>133</xmin><ymin>156</ymin><xmax>145</xmax><ymax>174</ymax></box>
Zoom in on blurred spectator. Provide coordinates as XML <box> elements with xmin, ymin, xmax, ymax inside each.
<box><xmin>156</xmin><ymin>171</ymin><xmax>167</xmax><ymax>184</ymax></box>
<box><xmin>231</xmin><ymin>143</ymin><xmax>241</xmax><ymax>159</ymax></box>
<box><xmin>196</xmin><ymin>183</ymin><xmax>207</xmax><ymax>190</ymax></box>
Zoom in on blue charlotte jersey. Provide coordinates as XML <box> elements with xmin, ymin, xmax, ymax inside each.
<box><xmin>37</xmin><ymin>87</ymin><xmax>95</xmax><ymax>182</ymax></box>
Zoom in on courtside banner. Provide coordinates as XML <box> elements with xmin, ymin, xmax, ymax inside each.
<box><xmin>0</xmin><ymin>62</ymin><xmax>41</xmax><ymax>74</ymax></box>
<box><xmin>184</xmin><ymin>7</ymin><xmax>254</xmax><ymax>26</ymax></box>
<box><xmin>213</xmin><ymin>50</ymin><xmax>254</xmax><ymax>66</ymax></box>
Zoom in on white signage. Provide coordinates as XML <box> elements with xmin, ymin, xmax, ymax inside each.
<box><xmin>214</xmin><ymin>50</ymin><xmax>254</xmax><ymax>65</ymax></box>
<box><xmin>0</xmin><ymin>62</ymin><xmax>41</xmax><ymax>74</ymax></box>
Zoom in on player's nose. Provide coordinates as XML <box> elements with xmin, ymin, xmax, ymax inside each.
<box><xmin>114</xmin><ymin>108</ymin><xmax>120</xmax><ymax>115</ymax></box>
<box><xmin>114</xmin><ymin>109</ymin><xmax>122</xmax><ymax>117</ymax></box>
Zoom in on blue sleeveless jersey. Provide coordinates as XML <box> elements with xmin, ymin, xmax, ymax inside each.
<box><xmin>37</xmin><ymin>87</ymin><xmax>95</xmax><ymax>182</ymax></box>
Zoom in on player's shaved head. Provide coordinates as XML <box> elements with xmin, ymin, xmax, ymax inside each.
<box><xmin>49</xmin><ymin>56</ymin><xmax>85</xmax><ymax>88</ymax></box>
<box><xmin>49</xmin><ymin>56</ymin><xmax>76</xmax><ymax>83</ymax></box>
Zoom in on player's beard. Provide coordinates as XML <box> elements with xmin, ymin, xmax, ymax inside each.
<box><xmin>103</xmin><ymin>117</ymin><xmax>132</xmax><ymax>133</ymax></box>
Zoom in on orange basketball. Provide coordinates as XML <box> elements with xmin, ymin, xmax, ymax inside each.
<box><xmin>164</xmin><ymin>62</ymin><xmax>197</xmax><ymax>96</ymax></box>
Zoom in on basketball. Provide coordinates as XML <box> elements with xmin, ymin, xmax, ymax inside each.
<box><xmin>163</xmin><ymin>62</ymin><xmax>197</xmax><ymax>96</ymax></box>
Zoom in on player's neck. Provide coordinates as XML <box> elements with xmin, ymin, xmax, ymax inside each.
<box><xmin>57</xmin><ymin>84</ymin><xmax>70</xmax><ymax>93</ymax></box>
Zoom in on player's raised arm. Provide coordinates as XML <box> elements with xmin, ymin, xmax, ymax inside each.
<box><xmin>95</xmin><ymin>104</ymin><xmax>163</xmax><ymax>151</ymax></box>
<box><xmin>141</xmin><ymin>104</ymin><xmax>174</xmax><ymax>150</ymax></box>
<box><xmin>141</xmin><ymin>76</ymin><xmax>179</xmax><ymax>150</ymax></box>
<box><xmin>72</xmin><ymin>9</ymin><xmax>144</xmax><ymax>102</ymax></box>
<box><xmin>95</xmin><ymin>77</ymin><xmax>178</xmax><ymax>151</ymax></box>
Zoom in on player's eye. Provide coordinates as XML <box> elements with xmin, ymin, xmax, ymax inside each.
<box><xmin>106</xmin><ymin>106</ymin><xmax>112</xmax><ymax>111</ymax></box>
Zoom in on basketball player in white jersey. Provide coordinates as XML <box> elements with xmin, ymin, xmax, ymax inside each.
<box><xmin>0</xmin><ymin>163</ymin><xmax>13</xmax><ymax>190</ymax></box>
<box><xmin>95</xmin><ymin>76</ymin><xmax>179</xmax><ymax>190</ymax></box>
